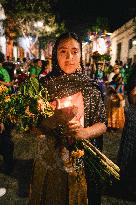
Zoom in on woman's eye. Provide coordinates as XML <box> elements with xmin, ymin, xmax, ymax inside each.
<box><xmin>60</xmin><ymin>50</ymin><xmax>66</xmax><ymax>54</ymax></box>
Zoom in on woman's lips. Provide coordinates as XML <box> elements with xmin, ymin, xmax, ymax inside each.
<box><xmin>65</xmin><ymin>62</ymin><xmax>74</xmax><ymax>66</ymax></box>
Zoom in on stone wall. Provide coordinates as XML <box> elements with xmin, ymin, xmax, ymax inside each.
<box><xmin>110</xmin><ymin>18</ymin><xmax>136</xmax><ymax>65</ymax></box>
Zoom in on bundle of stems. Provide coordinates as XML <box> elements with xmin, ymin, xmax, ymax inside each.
<box><xmin>81</xmin><ymin>139</ymin><xmax>120</xmax><ymax>184</ymax></box>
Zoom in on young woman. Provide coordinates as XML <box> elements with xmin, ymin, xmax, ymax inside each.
<box><xmin>107</xmin><ymin>73</ymin><xmax>125</xmax><ymax>131</ymax></box>
<box><xmin>29</xmin><ymin>32</ymin><xmax>107</xmax><ymax>205</ymax></box>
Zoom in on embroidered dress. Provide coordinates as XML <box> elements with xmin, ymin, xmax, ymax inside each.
<box><xmin>29</xmin><ymin>73</ymin><xmax>107</xmax><ymax>205</ymax></box>
<box><xmin>107</xmin><ymin>83</ymin><xmax>125</xmax><ymax>129</ymax></box>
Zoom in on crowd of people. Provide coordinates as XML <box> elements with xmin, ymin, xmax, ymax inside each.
<box><xmin>0</xmin><ymin>32</ymin><xmax>136</xmax><ymax>204</ymax></box>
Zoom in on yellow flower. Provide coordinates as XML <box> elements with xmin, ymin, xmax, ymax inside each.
<box><xmin>0</xmin><ymin>85</ymin><xmax>8</xmax><ymax>94</ymax></box>
<box><xmin>71</xmin><ymin>149</ymin><xmax>84</xmax><ymax>158</ymax></box>
<box><xmin>4</xmin><ymin>95</ymin><xmax>11</xmax><ymax>102</ymax></box>
<box><xmin>9</xmin><ymin>115</ymin><xmax>17</xmax><ymax>123</ymax></box>
<box><xmin>37</xmin><ymin>98</ymin><xmax>48</xmax><ymax>112</ymax></box>
<box><xmin>25</xmin><ymin>106</ymin><xmax>35</xmax><ymax>117</ymax></box>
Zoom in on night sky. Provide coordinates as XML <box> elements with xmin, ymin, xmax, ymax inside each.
<box><xmin>55</xmin><ymin>0</ymin><xmax>136</xmax><ymax>36</ymax></box>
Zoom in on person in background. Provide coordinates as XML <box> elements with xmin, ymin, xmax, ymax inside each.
<box><xmin>29</xmin><ymin>32</ymin><xmax>107</xmax><ymax>205</ymax></box>
<box><xmin>29</xmin><ymin>58</ymin><xmax>42</xmax><ymax>78</ymax></box>
<box><xmin>95</xmin><ymin>62</ymin><xmax>107</xmax><ymax>95</ymax></box>
<box><xmin>0</xmin><ymin>122</ymin><xmax>14</xmax><ymax>175</ymax></box>
<box><xmin>38</xmin><ymin>59</ymin><xmax>49</xmax><ymax>80</ymax></box>
<box><xmin>0</xmin><ymin>57</ymin><xmax>11</xmax><ymax>86</ymax></box>
<box><xmin>107</xmin><ymin>73</ymin><xmax>125</xmax><ymax>131</ymax></box>
<box><xmin>2</xmin><ymin>56</ymin><xmax>15</xmax><ymax>81</ymax></box>
<box><xmin>0</xmin><ymin>55</ymin><xmax>14</xmax><ymax>175</ymax></box>
<box><xmin>117</xmin><ymin>70</ymin><xmax>136</xmax><ymax>198</ymax></box>
<box><xmin>107</xmin><ymin>64</ymin><xmax>120</xmax><ymax>83</ymax></box>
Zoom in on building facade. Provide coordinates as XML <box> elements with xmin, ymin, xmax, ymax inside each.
<box><xmin>110</xmin><ymin>17</ymin><xmax>136</xmax><ymax>66</ymax></box>
<box><xmin>0</xmin><ymin>4</ymin><xmax>6</xmax><ymax>55</ymax></box>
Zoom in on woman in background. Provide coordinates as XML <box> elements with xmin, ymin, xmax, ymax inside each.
<box><xmin>107</xmin><ymin>73</ymin><xmax>125</xmax><ymax>131</ymax></box>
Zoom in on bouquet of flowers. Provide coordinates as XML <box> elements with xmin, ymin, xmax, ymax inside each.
<box><xmin>61</xmin><ymin>134</ymin><xmax>120</xmax><ymax>185</ymax></box>
<box><xmin>0</xmin><ymin>77</ymin><xmax>53</xmax><ymax>131</ymax></box>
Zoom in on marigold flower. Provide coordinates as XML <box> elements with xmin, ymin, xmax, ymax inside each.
<box><xmin>71</xmin><ymin>149</ymin><xmax>84</xmax><ymax>158</ymax></box>
<box><xmin>0</xmin><ymin>85</ymin><xmax>8</xmax><ymax>94</ymax></box>
<box><xmin>37</xmin><ymin>98</ymin><xmax>48</xmax><ymax>112</ymax></box>
<box><xmin>4</xmin><ymin>95</ymin><xmax>11</xmax><ymax>102</ymax></box>
<box><xmin>25</xmin><ymin>106</ymin><xmax>35</xmax><ymax>117</ymax></box>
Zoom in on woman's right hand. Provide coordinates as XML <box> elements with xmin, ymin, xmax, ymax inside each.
<box><xmin>40</xmin><ymin>105</ymin><xmax>78</xmax><ymax>129</ymax></box>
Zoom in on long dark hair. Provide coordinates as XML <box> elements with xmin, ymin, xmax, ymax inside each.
<box><xmin>46</xmin><ymin>32</ymin><xmax>84</xmax><ymax>79</ymax></box>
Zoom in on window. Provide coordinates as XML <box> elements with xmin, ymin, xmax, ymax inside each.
<box><xmin>128</xmin><ymin>39</ymin><xmax>132</xmax><ymax>49</ymax></box>
<box><xmin>134</xmin><ymin>55</ymin><xmax>136</xmax><ymax>64</ymax></box>
<box><xmin>116</xmin><ymin>42</ymin><xmax>122</xmax><ymax>61</ymax></box>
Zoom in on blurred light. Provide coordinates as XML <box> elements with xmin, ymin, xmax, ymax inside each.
<box><xmin>0</xmin><ymin>4</ymin><xmax>6</xmax><ymax>20</ymax></box>
<box><xmin>106</xmin><ymin>32</ymin><xmax>112</xmax><ymax>36</ymax></box>
<box><xmin>132</xmin><ymin>39</ymin><xmax>136</xmax><ymax>45</ymax></box>
<box><xmin>45</xmin><ymin>25</ymin><xmax>52</xmax><ymax>33</ymax></box>
<box><xmin>34</xmin><ymin>21</ymin><xmax>43</xmax><ymax>28</ymax></box>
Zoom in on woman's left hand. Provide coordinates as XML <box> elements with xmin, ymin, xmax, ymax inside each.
<box><xmin>65</xmin><ymin>121</ymin><xmax>107</xmax><ymax>140</ymax></box>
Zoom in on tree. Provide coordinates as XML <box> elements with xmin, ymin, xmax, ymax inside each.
<box><xmin>0</xmin><ymin>0</ymin><xmax>64</xmax><ymax>37</ymax></box>
<box><xmin>0</xmin><ymin>0</ymin><xmax>65</xmax><ymax>57</ymax></box>
<box><xmin>88</xmin><ymin>17</ymin><xmax>110</xmax><ymax>34</ymax></box>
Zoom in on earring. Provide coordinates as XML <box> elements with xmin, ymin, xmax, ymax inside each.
<box><xmin>77</xmin><ymin>64</ymin><xmax>81</xmax><ymax>71</ymax></box>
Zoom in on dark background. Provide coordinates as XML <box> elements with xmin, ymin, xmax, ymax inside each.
<box><xmin>54</xmin><ymin>0</ymin><xmax>136</xmax><ymax>35</ymax></box>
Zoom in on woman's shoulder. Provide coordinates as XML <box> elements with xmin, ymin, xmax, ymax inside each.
<box><xmin>89</xmin><ymin>79</ymin><xmax>104</xmax><ymax>98</ymax></box>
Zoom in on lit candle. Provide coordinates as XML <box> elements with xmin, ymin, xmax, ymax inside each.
<box><xmin>63</xmin><ymin>96</ymin><xmax>72</xmax><ymax>108</ymax></box>
<box><xmin>57</xmin><ymin>96</ymin><xmax>73</xmax><ymax>109</ymax></box>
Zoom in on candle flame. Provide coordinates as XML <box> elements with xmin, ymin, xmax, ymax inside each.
<box><xmin>57</xmin><ymin>96</ymin><xmax>73</xmax><ymax>109</ymax></box>
<box><xmin>63</xmin><ymin>96</ymin><xmax>72</xmax><ymax>108</ymax></box>
<box><xmin>63</xmin><ymin>100</ymin><xmax>72</xmax><ymax>107</ymax></box>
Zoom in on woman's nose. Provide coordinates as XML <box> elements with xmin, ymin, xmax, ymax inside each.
<box><xmin>66</xmin><ymin>51</ymin><xmax>72</xmax><ymax>59</ymax></box>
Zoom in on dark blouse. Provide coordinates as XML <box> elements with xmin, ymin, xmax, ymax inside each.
<box><xmin>117</xmin><ymin>104</ymin><xmax>136</xmax><ymax>177</ymax></box>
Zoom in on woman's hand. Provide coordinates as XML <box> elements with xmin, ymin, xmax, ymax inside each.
<box><xmin>40</xmin><ymin>105</ymin><xmax>78</xmax><ymax>129</ymax></box>
<box><xmin>65</xmin><ymin>120</ymin><xmax>88</xmax><ymax>139</ymax></box>
<box><xmin>65</xmin><ymin>121</ymin><xmax>107</xmax><ymax>140</ymax></box>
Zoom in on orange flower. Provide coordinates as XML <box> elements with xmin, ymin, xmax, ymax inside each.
<box><xmin>37</xmin><ymin>98</ymin><xmax>50</xmax><ymax>112</ymax></box>
<box><xmin>25</xmin><ymin>106</ymin><xmax>35</xmax><ymax>117</ymax></box>
<box><xmin>71</xmin><ymin>149</ymin><xmax>84</xmax><ymax>158</ymax></box>
<box><xmin>0</xmin><ymin>85</ymin><xmax>8</xmax><ymax>94</ymax></box>
<box><xmin>4</xmin><ymin>95</ymin><xmax>11</xmax><ymax>102</ymax></box>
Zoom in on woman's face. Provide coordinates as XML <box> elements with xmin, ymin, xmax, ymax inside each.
<box><xmin>57</xmin><ymin>38</ymin><xmax>81</xmax><ymax>74</ymax></box>
<box><xmin>114</xmin><ymin>66</ymin><xmax>120</xmax><ymax>74</ymax></box>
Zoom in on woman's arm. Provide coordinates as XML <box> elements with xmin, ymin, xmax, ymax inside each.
<box><xmin>67</xmin><ymin>121</ymin><xmax>107</xmax><ymax>140</ymax></box>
